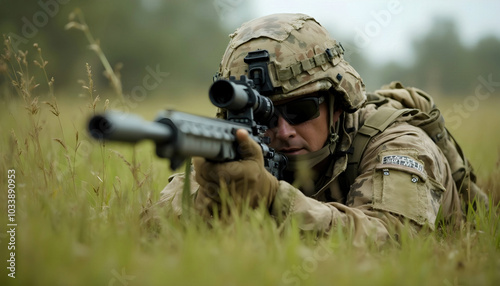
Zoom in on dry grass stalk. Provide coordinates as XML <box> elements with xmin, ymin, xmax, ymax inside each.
<box><xmin>66</xmin><ymin>8</ymin><xmax>124</xmax><ymax>100</ymax></box>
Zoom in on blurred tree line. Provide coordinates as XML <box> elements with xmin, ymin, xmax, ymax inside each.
<box><xmin>0</xmin><ymin>0</ymin><xmax>243</xmax><ymax>97</ymax></box>
<box><xmin>1</xmin><ymin>1</ymin><xmax>499</xmax><ymax>99</ymax></box>
<box><xmin>348</xmin><ymin>17</ymin><xmax>500</xmax><ymax>96</ymax></box>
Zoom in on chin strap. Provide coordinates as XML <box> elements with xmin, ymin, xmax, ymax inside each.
<box><xmin>285</xmin><ymin>142</ymin><xmax>335</xmax><ymax>171</ymax></box>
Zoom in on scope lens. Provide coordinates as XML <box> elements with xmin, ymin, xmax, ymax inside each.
<box><xmin>209</xmin><ymin>80</ymin><xmax>233</xmax><ymax>106</ymax></box>
<box><xmin>209</xmin><ymin>80</ymin><xmax>252</xmax><ymax>111</ymax></box>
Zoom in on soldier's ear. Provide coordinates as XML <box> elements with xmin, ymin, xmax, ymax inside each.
<box><xmin>332</xmin><ymin>109</ymin><xmax>343</xmax><ymax>122</ymax></box>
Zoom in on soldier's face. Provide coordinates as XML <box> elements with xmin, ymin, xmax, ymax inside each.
<box><xmin>265</xmin><ymin>96</ymin><xmax>340</xmax><ymax>155</ymax></box>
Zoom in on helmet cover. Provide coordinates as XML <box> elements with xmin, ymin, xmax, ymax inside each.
<box><xmin>217</xmin><ymin>13</ymin><xmax>366</xmax><ymax>112</ymax></box>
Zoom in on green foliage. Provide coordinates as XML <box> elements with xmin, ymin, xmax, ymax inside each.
<box><xmin>2</xmin><ymin>95</ymin><xmax>500</xmax><ymax>286</ymax></box>
<box><xmin>1</xmin><ymin>37</ymin><xmax>500</xmax><ymax>286</ymax></box>
<box><xmin>0</xmin><ymin>0</ymin><xmax>231</xmax><ymax>96</ymax></box>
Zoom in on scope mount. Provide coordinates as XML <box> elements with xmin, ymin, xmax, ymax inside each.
<box><xmin>244</xmin><ymin>50</ymin><xmax>277</xmax><ymax>96</ymax></box>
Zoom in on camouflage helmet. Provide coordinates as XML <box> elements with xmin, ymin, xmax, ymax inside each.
<box><xmin>216</xmin><ymin>13</ymin><xmax>366</xmax><ymax>112</ymax></box>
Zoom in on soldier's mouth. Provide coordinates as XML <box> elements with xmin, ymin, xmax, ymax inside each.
<box><xmin>280</xmin><ymin>148</ymin><xmax>306</xmax><ymax>155</ymax></box>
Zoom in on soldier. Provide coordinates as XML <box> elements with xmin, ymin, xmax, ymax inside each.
<box><xmin>145</xmin><ymin>13</ymin><xmax>486</xmax><ymax>245</ymax></box>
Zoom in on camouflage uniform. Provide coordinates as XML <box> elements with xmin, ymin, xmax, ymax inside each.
<box><xmin>152</xmin><ymin>97</ymin><xmax>463</xmax><ymax>245</ymax></box>
<box><xmin>144</xmin><ymin>14</ymin><xmax>481</xmax><ymax>245</ymax></box>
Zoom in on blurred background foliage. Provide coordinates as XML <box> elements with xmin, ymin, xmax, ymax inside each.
<box><xmin>348</xmin><ymin>17</ymin><xmax>500</xmax><ymax>96</ymax></box>
<box><xmin>1</xmin><ymin>0</ymin><xmax>500</xmax><ymax>99</ymax></box>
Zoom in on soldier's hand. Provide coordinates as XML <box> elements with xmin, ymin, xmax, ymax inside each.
<box><xmin>193</xmin><ymin>129</ymin><xmax>280</xmax><ymax>215</ymax></box>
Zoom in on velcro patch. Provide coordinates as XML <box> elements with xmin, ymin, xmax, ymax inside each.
<box><xmin>382</xmin><ymin>155</ymin><xmax>424</xmax><ymax>174</ymax></box>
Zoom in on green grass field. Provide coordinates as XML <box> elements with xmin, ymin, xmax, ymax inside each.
<box><xmin>1</xmin><ymin>44</ymin><xmax>500</xmax><ymax>286</ymax></box>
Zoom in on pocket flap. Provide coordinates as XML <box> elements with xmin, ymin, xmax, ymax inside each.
<box><xmin>375</xmin><ymin>162</ymin><xmax>427</xmax><ymax>183</ymax></box>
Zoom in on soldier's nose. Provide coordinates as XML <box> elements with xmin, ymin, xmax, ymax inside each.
<box><xmin>274</xmin><ymin>116</ymin><xmax>296</xmax><ymax>140</ymax></box>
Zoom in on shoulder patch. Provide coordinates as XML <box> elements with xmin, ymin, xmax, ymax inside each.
<box><xmin>381</xmin><ymin>155</ymin><xmax>424</xmax><ymax>174</ymax></box>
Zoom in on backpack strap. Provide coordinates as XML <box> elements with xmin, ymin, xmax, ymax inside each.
<box><xmin>343</xmin><ymin>107</ymin><xmax>417</xmax><ymax>189</ymax></box>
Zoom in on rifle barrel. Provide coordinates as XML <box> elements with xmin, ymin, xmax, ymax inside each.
<box><xmin>88</xmin><ymin>112</ymin><xmax>172</xmax><ymax>143</ymax></box>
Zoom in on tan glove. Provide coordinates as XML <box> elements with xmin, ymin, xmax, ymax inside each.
<box><xmin>193</xmin><ymin>129</ymin><xmax>280</xmax><ymax>215</ymax></box>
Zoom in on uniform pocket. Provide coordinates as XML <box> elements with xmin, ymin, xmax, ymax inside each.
<box><xmin>372</xmin><ymin>162</ymin><xmax>430</xmax><ymax>226</ymax></box>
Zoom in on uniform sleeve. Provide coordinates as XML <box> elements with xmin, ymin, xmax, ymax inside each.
<box><xmin>156</xmin><ymin>172</ymin><xmax>200</xmax><ymax>216</ymax></box>
<box><xmin>270</xmin><ymin>122</ymin><xmax>461</xmax><ymax>246</ymax></box>
<box><xmin>270</xmin><ymin>181</ymin><xmax>401</xmax><ymax>247</ymax></box>
<box><xmin>140</xmin><ymin>172</ymin><xmax>199</xmax><ymax>228</ymax></box>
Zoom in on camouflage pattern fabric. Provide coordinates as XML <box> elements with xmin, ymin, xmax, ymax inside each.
<box><xmin>217</xmin><ymin>13</ymin><xmax>365</xmax><ymax>112</ymax></box>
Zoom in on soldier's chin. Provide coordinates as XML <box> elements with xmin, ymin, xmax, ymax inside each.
<box><xmin>283</xmin><ymin>151</ymin><xmax>318</xmax><ymax>172</ymax></box>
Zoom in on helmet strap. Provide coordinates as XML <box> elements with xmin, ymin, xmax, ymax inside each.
<box><xmin>328</xmin><ymin>94</ymin><xmax>340</xmax><ymax>153</ymax></box>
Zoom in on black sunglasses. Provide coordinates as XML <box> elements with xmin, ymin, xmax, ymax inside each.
<box><xmin>267</xmin><ymin>96</ymin><xmax>325</xmax><ymax>128</ymax></box>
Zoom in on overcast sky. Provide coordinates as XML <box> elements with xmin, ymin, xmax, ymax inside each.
<box><xmin>220</xmin><ymin>0</ymin><xmax>500</xmax><ymax>66</ymax></box>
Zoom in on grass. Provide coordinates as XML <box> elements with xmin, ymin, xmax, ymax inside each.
<box><xmin>1</xmin><ymin>35</ymin><xmax>500</xmax><ymax>286</ymax></box>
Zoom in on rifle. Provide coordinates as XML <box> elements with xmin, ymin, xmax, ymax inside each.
<box><xmin>87</xmin><ymin>76</ymin><xmax>288</xmax><ymax>179</ymax></box>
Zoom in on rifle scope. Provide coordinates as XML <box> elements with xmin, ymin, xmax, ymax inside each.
<box><xmin>209</xmin><ymin>79</ymin><xmax>275</xmax><ymax>123</ymax></box>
